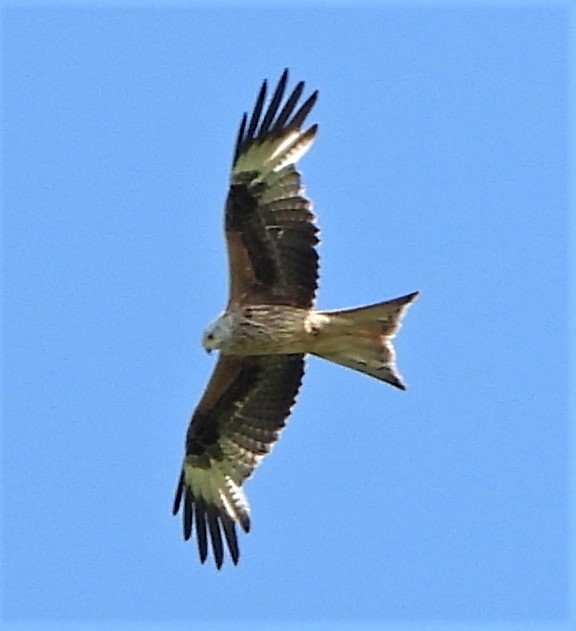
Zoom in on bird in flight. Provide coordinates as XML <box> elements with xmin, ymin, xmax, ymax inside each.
<box><xmin>173</xmin><ymin>69</ymin><xmax>418</xmax><ymax>569</ymax></box>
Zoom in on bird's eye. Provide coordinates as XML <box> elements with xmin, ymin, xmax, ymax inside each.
<box><xmin>206</xmin><ymin>333</ymin><xmax>214</xmax><ymax>340</ymax></box>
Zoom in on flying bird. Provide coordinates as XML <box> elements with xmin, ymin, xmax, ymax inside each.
<box><xmin>173</xmin><ymin>69</ymin><xmax>418</xmax><ymax>569</ymax></box>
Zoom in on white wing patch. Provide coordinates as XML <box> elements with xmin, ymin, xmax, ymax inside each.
<box><xmin>183</xmin><ymin>457</ymin><xmax>250</xmax><ymax>527</ymax></box>
<box><xmin>232</xmin><ymin>129</ymin><xmax>316</xmax><ymax>183</ymax></box>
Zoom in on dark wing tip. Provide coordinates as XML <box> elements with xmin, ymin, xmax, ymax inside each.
<box><xmin>233</xmin><ymin>70</ymin><xmax>318</xmax><ymax>164</ymax></box>
<box><xmin>304</xmin><ymin>123</ymin><xmax>319</xmax><ymax>142</ymax></box>
<box><xmin>258</xmin><ymin>69</ymin><xmax>289</xmax><ymax>135</ymax></box>
<box><xmin>233</xmin><ymin>113</ymin><xmax>248</xmax><ymax>168</ymax></box>
<box><xmin>176</xmin><ymin>481</ymin><xmax>244</xmax><ymax>569</ymax></box>
<box><xmin>183</xmin><ymin>486</ymin><xmax>193</xmax><ymax>540</ymax></box>
<box><xmin>172</xmin><ymin>470</ymin><xmax>184</xmax><ymax>515</ymax></box>
<box><xmin>245</xmin><ymin>77</ymin><xmax>268</xmax><ymax>142</ymax></box>
<box><xmin>239</xmin><ymin>513</ymin><xmax>251</xmax><ymax>533</ymax></box>
<box><xmin>207</xmin><ymin>507</ymin><xmax>224</xmax><ymax>570</ymax></box>
<box><xmin>221</xmin><ymin>515</ymin><xmax>240</xmax><ymax>565</ymax></box>
<box><xmin>195</xmin><ymin>497</ymin><xmax>209</xmax><ymax>564</ymax></box>
<box><xmin>289</xmin><ymin>90</ymin><xmax>319</xmax><ymax>131</ymax></box>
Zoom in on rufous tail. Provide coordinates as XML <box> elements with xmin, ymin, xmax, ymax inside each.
<box><xmin>312</xmin><ymin>291</ymin><xmax>419</xmax><ymax>390</ymax></box>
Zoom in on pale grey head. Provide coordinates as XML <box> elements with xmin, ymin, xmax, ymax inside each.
<box><xmin>202</xmin><ymin>313</ymin><xmax>234</xmax><ymax>352</ymax></box>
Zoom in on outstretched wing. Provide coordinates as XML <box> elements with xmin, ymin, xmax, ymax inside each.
<box><xmin>173</xmin><ymin>353</ymin><xmax>305</xmax><ymax>569</ymax></box>
<box><xmin>225</xmin><ymin>69</ymin><xmax>320</xmax><ymax>309</ymax></box>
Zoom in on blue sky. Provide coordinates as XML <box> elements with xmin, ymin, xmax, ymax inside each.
<box><xmin>2</xmin><ymin>3</ymin><xmax>572</xmax><ymax>630</ymax></box>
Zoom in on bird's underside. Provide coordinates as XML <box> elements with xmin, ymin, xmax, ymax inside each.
<box><xmin>173</xmin><ymin>69</ymin><xmax>418</xmax><ymax>570</ymax></box>
<box><xmin>204</xmin><ymin>297</ymin><xmax>418</xmax><ymax>388</ymax></box>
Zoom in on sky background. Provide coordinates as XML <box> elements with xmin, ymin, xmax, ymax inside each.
<box><xmin>2</xmin><ymin>3</ymin><xmax>572</xmax><ymax>631</ymax></box>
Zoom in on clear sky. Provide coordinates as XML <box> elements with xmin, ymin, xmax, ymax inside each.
<box><xmin>3</xmin><ymin>3</ymin><xmax>572</xmax><ymax>630</ymax></box>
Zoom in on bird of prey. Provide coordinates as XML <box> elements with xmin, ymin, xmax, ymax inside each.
<box><xmin>173</xmin><ymin>69</ymin><xmax>418</xmax><ymax>569</ymax></box>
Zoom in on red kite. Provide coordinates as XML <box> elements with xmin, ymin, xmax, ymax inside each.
<box><xmin>173</xmin><ymin>70</ymin><xmax>418</xmax><ymax>568</ymax></box>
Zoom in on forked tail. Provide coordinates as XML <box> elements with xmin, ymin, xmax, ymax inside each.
<box><xmin>312</xmin><ymin>291</ymin><xmax>419</xmax><ymax>389</ymax></box>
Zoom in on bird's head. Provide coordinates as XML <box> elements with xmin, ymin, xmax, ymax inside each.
<box><xmin>202</xmin><ymin>314</ymin><xmax>233</xmax><ymax>353</ymax></box>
